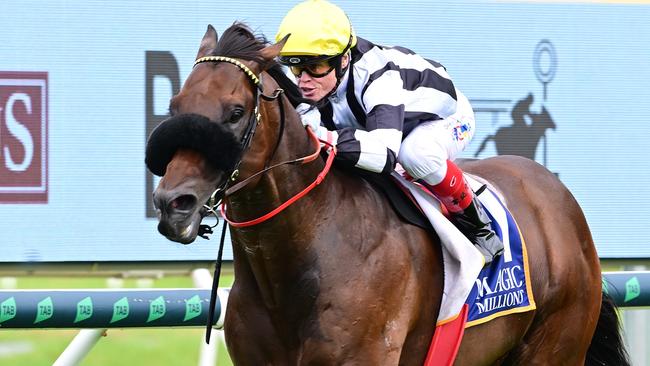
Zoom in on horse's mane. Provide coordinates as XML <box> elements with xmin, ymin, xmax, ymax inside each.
<box><xmin>213</xmin><ymin>22</ymin><xmax>310</xmax><ymax>108</ymax></box>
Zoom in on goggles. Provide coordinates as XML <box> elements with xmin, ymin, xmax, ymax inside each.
<box><xmin>289</xmin><ymin>60</ymin><xmax>335</xmax><ymax>78</ymax></box>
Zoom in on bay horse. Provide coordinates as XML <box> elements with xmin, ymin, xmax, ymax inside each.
<box><xmin>145</xmin><ymin>23</ymin><xmax>628</xmax><ymax>365</ymax></box>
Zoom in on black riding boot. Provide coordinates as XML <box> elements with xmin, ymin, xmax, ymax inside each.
<box><xmin>451</xmin><ymin>194</ymin><xmax>504</xmax><ymax>265</ymax></box>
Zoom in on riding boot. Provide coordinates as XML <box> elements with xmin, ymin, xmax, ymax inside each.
<box><xmin>421</xmin><ymin>160</ymin><xmax>504</xmax><ymax>265</ymax></box>
<box><xmin>450</xmin><ymin>193</ymin><xmax>504</xmax><ymax>265</ymax></box>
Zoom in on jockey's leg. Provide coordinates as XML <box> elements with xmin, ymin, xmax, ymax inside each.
<box><xmin>422</xmin><ymin>160</ymin><xmax>504</xmax><ymax>265</ymax></box>
<box><xmin>397</xmin><ymin>91</ymin><xmax>503</xmax><ymax>265</ymax></box>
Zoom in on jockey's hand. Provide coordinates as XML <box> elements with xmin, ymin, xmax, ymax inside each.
<box><xmin>296</xmin><ymin>103</ymin><xmax>323</xmax><ymax>137</ymax></box>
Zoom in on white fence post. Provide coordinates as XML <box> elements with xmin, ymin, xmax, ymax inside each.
<box><xmin>192</xmin><ymin>268</ymin><xmax>218</xmax><ymax>366</ymax></box>
<box><xmin>52</xmin><ymin>328</ymin><xmax>107</xmax><ymax>366</ymax></box>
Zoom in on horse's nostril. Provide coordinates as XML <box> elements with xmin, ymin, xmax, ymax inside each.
<box><xmin>170</xmin><ymin>195</ymin><xmax>197</xmax><ymax>211</ymax></box>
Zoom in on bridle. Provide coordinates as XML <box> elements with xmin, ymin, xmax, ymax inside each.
<box><xmin>193</xmin><ymin>55</ymin><xmax>336</xmax><ymax>229</ymax></box>
<box><xmin>192</xmin><ymin>55</ymin><xmax>266</xmax><ymax>230</ymax></box>
<box><xmin>191</xmin><ymin>55</ymin><xmax>336</xmax><ymax>343</ymax></box>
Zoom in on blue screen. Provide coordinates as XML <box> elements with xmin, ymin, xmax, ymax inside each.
<box><xmin>1</xmin><ymin>0</ymin><xmax>648</xmax><ymax>261</ymax></box>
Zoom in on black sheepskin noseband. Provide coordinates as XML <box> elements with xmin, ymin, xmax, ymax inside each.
<box><xmin>145</xmin><ymin>113</ymin><xmax>243</xmax><ymax>177</ymax></box>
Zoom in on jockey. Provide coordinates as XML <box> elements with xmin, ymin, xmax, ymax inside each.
<box><xmin>276</xmin><ymin>0</ymin><xmax>503</xmax><ymax>265</ymax></box>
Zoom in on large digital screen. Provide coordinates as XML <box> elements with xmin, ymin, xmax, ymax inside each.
<box><xmin>1</xmin><ymin>0</ymin><xmax>648</xmax><ymax>262</ymax></box>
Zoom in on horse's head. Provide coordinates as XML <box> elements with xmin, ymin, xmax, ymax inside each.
<box><xmin>145</xmin><ymin>23</ymin><xmax>289</xmax><ymax>244</ymax></box>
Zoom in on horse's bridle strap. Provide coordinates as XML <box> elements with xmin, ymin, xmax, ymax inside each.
<box><xmin>225</xmin><ymin>124</ymin><xmax>323</xmax><ymax>196</ymax></box>
<box><xmin>194</xmin><ymin>55</ymin><xmax>335</xmax><ymax>228</ymax></box>
<box><xmin>220</xmin><ymin>127</ymin><xmax>337</xmax><ymax>228</ymax></box>
<box><xmin>193</xmin><ymin>55</ymin><xmax>263</xmax><ymax>196</ymax></box>
<box><xmin>194</xmin><ymin>56</ymin><xmax>260</xmax><ymax>85</ymax></box>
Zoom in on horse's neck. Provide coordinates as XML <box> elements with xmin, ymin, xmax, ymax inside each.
<box><xmin>228</xmin><ymin>97</ymin><xmax>335</xmax><ymax>309</ymax></box>
<box><xmin>229</xmin><ymin>95</ymin><xmax>327</xmax><ymax>217</ymax></box>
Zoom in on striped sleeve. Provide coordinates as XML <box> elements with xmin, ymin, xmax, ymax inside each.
<box><xmin>334</xmin><ymin>125</ymin><xmax>401</xmax><ymax>174</ymax></box>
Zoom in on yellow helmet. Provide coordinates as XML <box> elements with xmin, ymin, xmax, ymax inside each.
<box><xmin>276</xmin><ymin>0</ymin><xmax>357</xmax><ymax>64</ymax></box>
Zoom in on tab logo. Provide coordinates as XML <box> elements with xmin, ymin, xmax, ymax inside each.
<box><xmin>0</xmin><ymin>72</ymin><xmax>48</xmax><ymax>203</ymax></box>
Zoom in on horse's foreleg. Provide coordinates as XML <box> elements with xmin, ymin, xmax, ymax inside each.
<box><xmin>297</xmin><ymin>296</ymin><xmax>412</xmax><ymax>365</ymax></box>
<box><xmin>300</xmin><ymin>237</ymin><xmax>435</xmax><ymax>366</ymax></box>
<box><xmin>298</xmin><ymin>339</ymin><xmax>404</xmax><ymax>366</ymax></box>
<box><xmin>224</xmin><ymin>285</ymin><xmax>289</xmax><ymax>365</ymax></box>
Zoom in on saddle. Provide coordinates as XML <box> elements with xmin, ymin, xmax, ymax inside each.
<box><xmin>353</xmin><ymin>169</ymin><xmax>434</xmax><ymax>233</ymax></box>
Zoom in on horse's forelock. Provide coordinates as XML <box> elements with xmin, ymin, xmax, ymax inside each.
<box><xmin>145</xmin><ymin>114</ymin><xmax>242</xmax><ymax>177</ymax></box>
<box><xmin>205</xmin><ymin>22</ymin><xmax>312</xmax><ymax>109</ymax></box>
<box><xmin>212</xmin><ymin>22</ymin><xmax>268</xmax><ymax>65</ymax></box>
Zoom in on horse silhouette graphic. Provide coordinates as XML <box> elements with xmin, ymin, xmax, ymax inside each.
<box><xmin>474</xmin><ymin>93</ymin><xmax>555</xmax><ymax>165</ymax></box>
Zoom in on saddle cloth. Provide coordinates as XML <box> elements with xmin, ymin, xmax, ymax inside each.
<box><xmin>391</xmin><ymin>172</ymin><xmax>536</xmax><ymax>326</ymax></box>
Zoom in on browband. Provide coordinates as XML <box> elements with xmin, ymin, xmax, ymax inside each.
<box><xmin>194</xmin><ymin>56</ymin><xmax>260</xmax><ymax>85</ymax></box>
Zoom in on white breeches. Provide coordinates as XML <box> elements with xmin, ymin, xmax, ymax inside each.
<box><xmin>397</xmin><ymin>90</ymin><xmax>475</xmax><ymax>185</ymax></box>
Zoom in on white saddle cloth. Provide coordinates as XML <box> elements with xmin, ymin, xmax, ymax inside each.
<box><xmin>391</xmin><ymin>172</ymin><xmax>505</xmax><ymax>324</ymax></box>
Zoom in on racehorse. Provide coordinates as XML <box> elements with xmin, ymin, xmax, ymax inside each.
<box><xmin>145</xmin><ymin>23</ymin><xmax>628</xmax><ymax>365</ymax></box>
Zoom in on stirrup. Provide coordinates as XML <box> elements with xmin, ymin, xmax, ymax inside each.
<box><xmin>473</xmin><ymin>231</ymin><xmax>504</xmax><ymax>266</ymax></box>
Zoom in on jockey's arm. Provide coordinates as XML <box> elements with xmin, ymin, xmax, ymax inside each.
<box><xmin>297</xmin><ymin>68</ymin><xmax>461</xmax><ymax>175</ymax></box>
<box><xmin>297</xmin><ymin>103</ymin><xmax>403</xmax><ymax>174</ymax></box>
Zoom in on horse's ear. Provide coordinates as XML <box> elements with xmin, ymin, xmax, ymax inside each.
<box><xmin>256</xmin><ymin>34</ymin><xmax>290</xmax><ymax>72</ymax></box>
<box><xmin>196</xmin><ymin>25</ymin><xmax>218</xmax><ymax>60</ymax></box>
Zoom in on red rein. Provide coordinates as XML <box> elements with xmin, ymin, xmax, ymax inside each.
<box><xmin>220</xmin><ymin>127</ymin><xmax>337</xmax><ymax>227</ymax></box>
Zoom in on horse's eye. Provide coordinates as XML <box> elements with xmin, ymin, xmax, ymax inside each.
<box><xmin>229</xmin><ymin>108</ymin><xmax>244</xmax><ymax>123</ymax></box>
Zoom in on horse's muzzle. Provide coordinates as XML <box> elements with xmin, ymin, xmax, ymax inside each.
<box><xmin>153</xmin><ymin>189</ymin><xmax>202</xmax><ymax>244</ymax></box>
